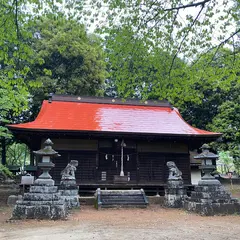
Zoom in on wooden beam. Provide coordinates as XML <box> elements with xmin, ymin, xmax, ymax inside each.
<box><xmin>50</xmin><ymin>94</ymin><xmax>173</xmax><ymax>108</ymax></box>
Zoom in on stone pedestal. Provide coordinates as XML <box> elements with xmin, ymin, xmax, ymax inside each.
<box><xmin>164</xmin><ymin>179</ymin><xmax>186</xmax><ymax>208</ymax></box>
<box><xmin>58</xmin><ymin>179</ymin><xmax>80</xmax><ymax>209</ymax></box>
<box><xmin>12</xmin><ymin>185</ymin><xmax>67</xmax><ymax>220</ymax></box>
<box><xmin>184</xmin><ymin>180</ymin><xmax>240</xmax><ymax>216</ymax></box>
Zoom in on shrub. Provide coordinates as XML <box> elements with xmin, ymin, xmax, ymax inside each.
<box><xmin>0</xmin><ymin>164</ymin><xmax>13</xmax><ymax>179</ymax></box>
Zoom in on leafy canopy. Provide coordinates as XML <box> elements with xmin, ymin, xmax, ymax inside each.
<box><xmin>0</xmin><ymin>0</ymin><xmax>53</xmax><ymax>137</ymax></box>
<box><xmin>104</xmin><ymin>26</ymin><xmax>196</xmax><ymax>105</ymax></box>
<box><xmin>26</xmin><ymin>15</ymin><xmax>107</xmax><ymax>119</ymax></box>
<box><xmin>0</xmin><ymin>1</ymin><xmax>107</xmax><ymax>135</ymax></box>
<box><xmin>86</xmin><ymin>0</ymin><xmax>239</xmax><ymax>67</ymax></box>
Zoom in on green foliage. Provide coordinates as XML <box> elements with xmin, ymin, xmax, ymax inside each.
<box><xmin>6</xmin><ymin>143</ymin><xmax>30</xmax><ymax>166</ymax></box>
<box><xmin>30</xmin><ymin>15</ymin><xmax>106</xmax><ymax>95</ymax></box>
<box><xmin>0</xmin><ymin>1</ymin><xmax>107</xmax><ymax>130</ymax></box>
<box><xmin>27</xmin><ymin>15</ymin><xmax>107</xmax><ymax>118</ymax></box>
<box><xmin>218</xmin><ymin>151</ymin><xmax>235</xmax><ymax>173</ymax></box>
<box><xmin>0</xmin><ymin>164</ymin><xmax>13</xmax><ymax>179</ymax></box>
<box><xmin>86</xmin><ymin>0</ymin><xmax>240</xmax><ymax>109</ymax></box>
<box><xmin>180</xmin><ymin>48</ymin><xmax>240</xmax><ymax>128</ymax></box>
<box><xmin>176</xmin><ymin>48</ymin><xmax>240</xmax><ymax>169</ymax></box>
<box><xmin>87</xmin><ymin>0</ymin><xmax>238</xmax><ymax>67</ymax></box>
<box><xmin>209</xmin><ymin>99</ymin><xmax>240</xmax><ymax>164</ymax></box>
<box><xmin>0</xmin><ymin>0</ymin><xmax>53</xmax><ymax>137</ymax></box>
<box><xmin>104</xmin><ymin>26</ymin><xmax>196</xmax><ymax>105</ymax></box>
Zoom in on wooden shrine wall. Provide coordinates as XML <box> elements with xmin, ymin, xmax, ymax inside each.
<box><xmin>49</xmin><ymin>139</ymin><xmax>97</xmax><ymax>184</ymax></box>
<box><xmin>49</xmin><ymin>138</ymin><xmax>191</xmax><ymax>184</ymax></box>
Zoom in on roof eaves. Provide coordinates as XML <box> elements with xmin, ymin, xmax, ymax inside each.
<box><xmin>7</xmin><ymin>126</ymin><xmax>222</xmax><ymax>138</ymax></box>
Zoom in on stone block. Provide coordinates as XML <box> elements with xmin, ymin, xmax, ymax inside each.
<box><xmin>60</xmin><ymin>180</ymin><xmax>76</xmax><ymax>186</ymax></box>
<box><xmin>63</xmin><ymin>196</ymin><xmax>80</xmax><ymax>208</ymax></box>
<box><xmin>12</xmin><ymin>205</ymin><xmax>26</xmax><ymax>219</ymax></box>
<box><xmin>24</xmin><ymin>193</ymin><xmax>61</xmax><ymax>201</ymax></box>
<box><xmin>184</xmin><ymin>200</ymin><xmax>240</xmax><ymax>216</ymax></box>
<box><xmin>25</xmin><ymin>206</ymin><xmax>35</xmax><ymax>219</ymax></box>
<box><xmin>34</xmin><ymin>205</ymin><xmax>51</xmax><ymax>219</ymax></box>
<box><xmin>200</xmin><ymin>198</ymin><xmax>213</xmax><ymax>204</ymax></box>
<box><xmin>51</xmin><ymin>205</ymin><xmax>67</xmax><ymax>220</ymax></box>
<box><xmin>198</xmin><ymin>179</ymin><xmax>221</xmax><ymax>186</ymax></box>
<box><xmin>34</xmin><ymin>179</ymin><xmax>55</xmax><ymax>186</ymax></box>
<box><xmin>59</xmin><ymin>189</ymin><xmax>79</xmax><ymax>196</ymax></box>
<box><xmin>7</xmin><ymin>195</ymin><xmax>22</xmax><ymax>206</ymax></box>
<box><xmin>166</xmin><ymin>179</ymin><xmax>184</xmax><ymax>188</ymax></box>
<box><xmin>29</xmin><ymin>186</ymin><xmax>58</xmax><ymax>193</ymax></box>
<box><xmin>195</xmin><ymin>185</ymin><xmax>226</xmax><ymax>192</ymax></box>
<box><xmin>164</xmin><ymin>194</ymin><xmax>185</xmax><ymax>208</ymax></box>
<box><xmin>164</xmin><ymin>179</ymin><xmax>186</xmax><ymax>208</ymax></box>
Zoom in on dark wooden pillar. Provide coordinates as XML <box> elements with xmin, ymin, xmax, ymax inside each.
<box><xmin>1</xmin><ymin>138</ymin><xmax>6</xmax><ymax>165</ymax></box>
<box><xmin>95</xmin><ymin>152</ymin><xmax>99</xmax><ymax>182</ymax></box>
<box><xmin>30</xmin><ymin>151</ymin><xmax>35</xmax><ymax>165</ymax></box>
<box><xmin>136</xmin><ymin>152</ymin><xmax>139</xmax><ymax>184</ymax></box>
<box><xmin>29</xmin><ymin>137</ymin><xmax>42</xmax><ymax>166</ymax></box>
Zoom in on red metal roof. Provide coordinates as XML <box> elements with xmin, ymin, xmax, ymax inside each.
<box><xmin>8</xmin><ymin>100</ymin><xmax>221</xmax><ymax>137</ymax></box>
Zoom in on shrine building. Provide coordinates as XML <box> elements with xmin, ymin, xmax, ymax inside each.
<box><xmin>7</xmin><ymin>95</ymin><xmax>221</xmax><ymax>193</ymax></box>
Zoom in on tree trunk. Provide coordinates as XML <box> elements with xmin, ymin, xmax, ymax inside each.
<box><xmin>1</xmin><ymin>138</ymin><xmax>6</xmax><ymax>165</ymax></box>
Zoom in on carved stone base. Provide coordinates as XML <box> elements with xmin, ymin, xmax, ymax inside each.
<box><xmin>164</xmin><ymin>179</ymin><xmax>186</xmax><ymax>208</ymax></box>
<box><xmin>34</xmin><ymin>178</ymin><xmax>55</xmax><ymax>186</ymax></box>
<box><xmin>59</xmin><ymin>180</ymin><xmax>80</xmax><ymax>209</ymax></box>
<box><xmin>184</xmin><ymin>199</ymin><xmax>240</xmax><ymax>216</ymax></box>
<box><xmin>11</xmin><ymin>185</ymin><xmax>67</xmax><ymax>220</ymax></box>
<box><xmin>184</xmin><ymin>183</ymin><xmax>240</xmax><ymax>216</ymax></box>
<box><xmin>60</xmin><ymin>179</ymin><xmax>76</xmax><ymax>186</ymax></box>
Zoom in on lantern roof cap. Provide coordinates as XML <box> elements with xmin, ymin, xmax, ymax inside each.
<box><xmin>194</xmin><ymin>144</ymin><xmax>218</xmax><ymax>159</ymax></box>
<box><xmin>33</xmin><ymin>138</ymin><xmax>60</xmax><ymax>157</ymax></box>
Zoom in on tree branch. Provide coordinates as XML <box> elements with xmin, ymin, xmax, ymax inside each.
<box><xmin>168</xmin><ymin>4</ymin><xmax>205</xmax><ymax>78</ymax></box>
<box><xmin>191</xmin><ymin>29</ymin><xmax>240</xmax><ymax>67</ymax></box>
<box><xmin>14</xmin><ymin>0</ymin><xmax>20</xmax><ymax>40</ymax></box>
<box><xmin>164</xmin><ymin>0</ymin><xmax>211</xmax><ymax>11</ymax></box>
<box><xmin>137</xmin><ymin>0</ymin><xmax>160</xmax><ymax>32</ymax></box>
<box><xmin>210</xmin><ymin>29</ymin><xmax>240</xmax><ymax>63</ymax></box>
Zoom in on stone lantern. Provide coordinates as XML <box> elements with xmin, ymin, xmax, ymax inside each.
<box><xmin>194</xmin><ymin>143</ymin><xmax>220</xmax><ymax>185</ymax></box>
<box><xmin>183</xmin><ymin>143</ymin><xmax>240</xmax><ymax>216</ymax></box>
<box><xmin>33</xmin><ymin>138</ymin><xmax>60</xmax><ymax>186</ymax></box>
<box><xmin>11</xmin><ymin>139</ymin><xmax>67</xmax><ymax>220</ymax></box>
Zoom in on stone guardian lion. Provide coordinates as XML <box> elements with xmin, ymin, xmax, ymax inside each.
<box><xmin>61</xmin><ymin>160</ymin><xmax>78</xmax><ymax>180</ymax></box>
<box><xmin>166</xmin><ymin>161</ymin><xmax>182</xmax><ymax>180</ymax></box>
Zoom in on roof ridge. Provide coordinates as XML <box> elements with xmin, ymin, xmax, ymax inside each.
<box><xmin>49</xmin><ymin>94</ymin><xmax>174</xmax><ymax>108</ymax></box>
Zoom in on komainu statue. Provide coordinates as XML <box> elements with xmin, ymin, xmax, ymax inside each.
<box><xmin>61</xmin><ymin>160</ymin><xmax>78</xmax><ymax>180</ymax></box>
<box><xmin>166</xmin><ymin>161</ymin><xmax>182</xmax><ymax>180</ymax></box>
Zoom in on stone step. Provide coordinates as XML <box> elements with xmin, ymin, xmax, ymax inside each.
<box><xmin>100</xmin><ymin>195</ymin><xmax>144</xmax><ymax>199</ymax></box>
<box><xmin>95</xmin><ymin>188</ymin><xmax>148</xmax><ymax>209</ymax></box>
<box><xmin>102</xmin><ymin>197</ymin><xmax>145</xmax><ymax>202</ymax></box>
<box><xmin>100</xmin><ymin>204</ymin><xmax>148</xmax><ymax>208</ymax></box>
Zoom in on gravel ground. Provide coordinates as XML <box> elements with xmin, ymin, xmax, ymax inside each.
<box><xmin>0</xmin><ymin>205</ymin><xmax>240</xmax><ymax>240</ymax></box>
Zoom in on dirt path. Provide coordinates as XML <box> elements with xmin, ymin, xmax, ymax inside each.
<box><xmin>0</xmin><ymin>205</ymin><xmax>240</xmax><ymax>240</ymax></box>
